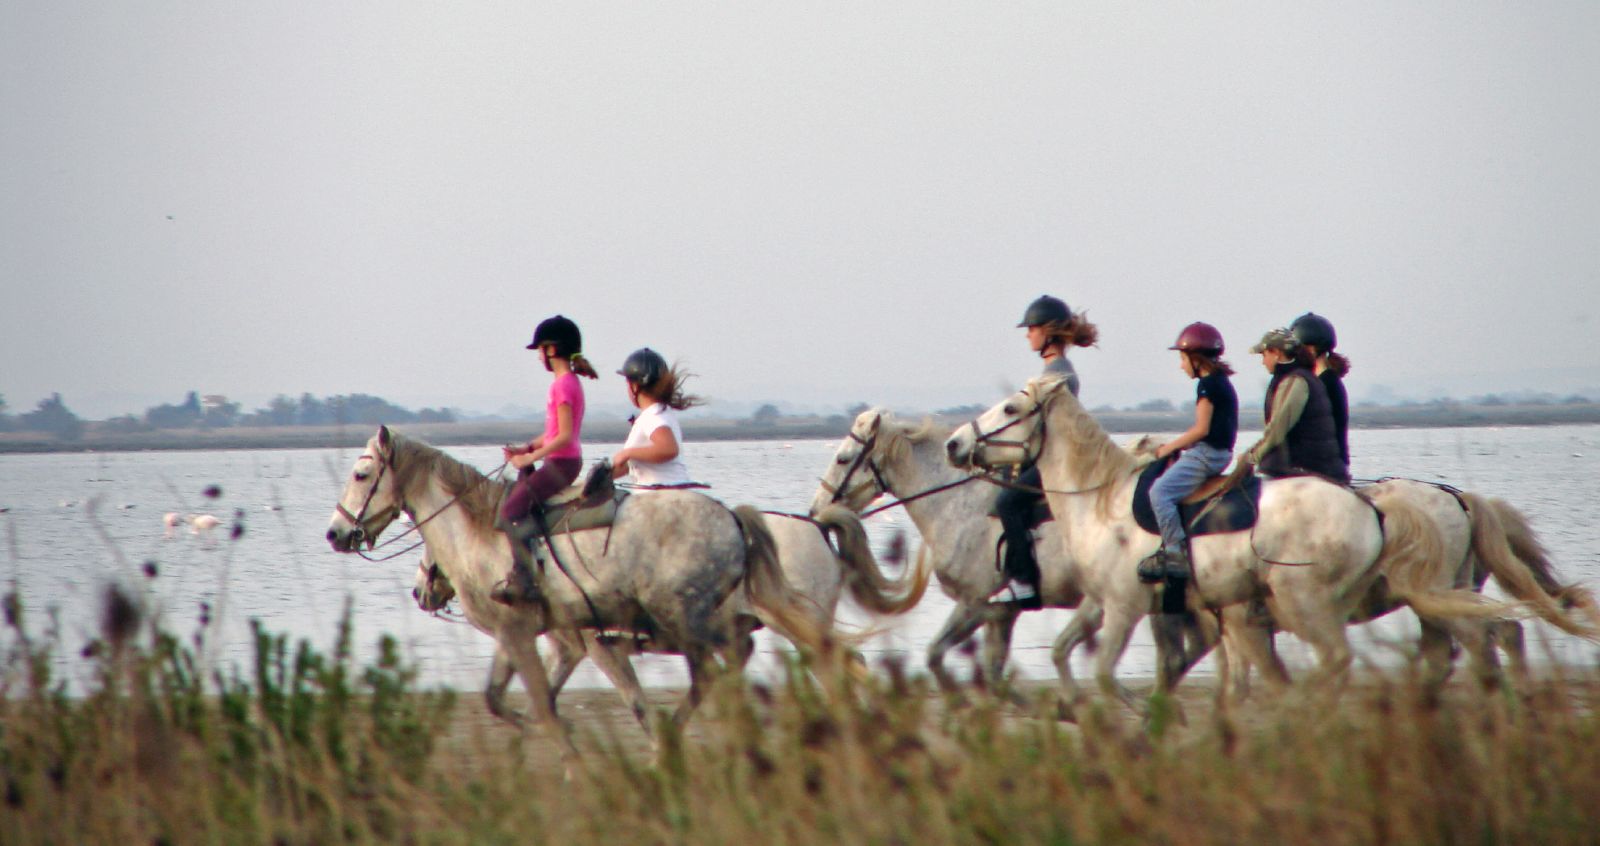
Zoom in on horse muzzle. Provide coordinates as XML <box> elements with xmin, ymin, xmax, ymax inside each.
<box><xmin>945</xmin><ymin>428</ymin><xmax>977</xmax><ymax>469</ymax></box>
<box><xmin>326</xmin><ymin>524</ymin><xmax>367</xmax><ymax>553</ymax></box>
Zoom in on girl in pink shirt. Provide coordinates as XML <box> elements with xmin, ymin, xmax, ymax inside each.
<box><xmin>492</xmin><ymin>314</ymin><xmax>597</xmax><ymax>605</ymax></box>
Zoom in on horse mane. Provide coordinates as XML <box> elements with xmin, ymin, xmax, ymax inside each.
<box><xmin>875</xmin><ymin>411</ymin><xmax>951</xmax><ymax>467</ymax></box>
<box><xmin>389</xmin><ymin>433</ymin><xmax>510</xmax><ymax>533</ymax></box>
<box><xmin>1032</xmin><ymin>376</ymin><xmax>1141</xmax><ymax>516</ymax></box>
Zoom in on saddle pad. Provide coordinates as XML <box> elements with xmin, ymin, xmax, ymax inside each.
<box><xmin>544</xmin><ymin>490</ymin><xmax>629</xmax><ymax>535</ymax></box>
<box><xmin>1131</xmin><ymin>458</ymin><xmax>1261</xmax><ymax>537</ymax></box>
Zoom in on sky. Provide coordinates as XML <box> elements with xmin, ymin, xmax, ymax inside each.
<box><xmin>3</xmin><ymin>3</ymin><xmax>1597</xmax><ymax>420</ymax></box>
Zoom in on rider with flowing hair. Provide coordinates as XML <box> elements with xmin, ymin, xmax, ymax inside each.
<box><xmin>492</xmin><ymin>315</ymin><xmax>599</xmax><ymax>606</ymax></box>
<box><xmin>1235</xmin><ymin>328</ymin><xmax>1350</xmax><ymax>486</ymax></box>
<box><xmin>989</xmin><ymin>295</ymin><xmax>1098</xmax><ymax>608</ymax></box>
<box><xmin>1290</xmin><ymin>312</ymin><xmax>1351</xmax><ymax>468</ymax></box>
<box><xmin>1138</xmin><ymin>322</ymin><xmax>1238</xmax><ymax>583</ymax></box>
<box><xmin>611</xmin><ymin>347</ymin><xmax>703</xmax><ymax>487</ymax></box>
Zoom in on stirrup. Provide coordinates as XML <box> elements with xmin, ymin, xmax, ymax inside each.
<box><xmin>1137</xmin><ymin>551</ymin><xmax>1169</xmax><ymax>584</ymax></box>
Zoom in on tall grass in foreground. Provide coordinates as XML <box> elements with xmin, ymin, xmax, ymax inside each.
<box><xmin>4</xmin><ymin>584</ymin><xmax>1600</xmax><ymax>845</ymax></box>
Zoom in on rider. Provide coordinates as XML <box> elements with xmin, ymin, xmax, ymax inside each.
<box><xmin>1138</xmin><ymin>322</ymin><xmax>1237</xmax><ymax>583</ymax></box>
<box><xmin>1235</xmin><ymin>328</ymin><xmax>1349</xmax><ymax>486</ymax></box>
<box><xmin>989</xmin><ymin>294</ymin><xmax>1098</xmax><ymax>608</ymax></box>
<box><xmin>611</xmin><ymin>347</ymin><xmax>702</xmax><ymax>486</ymax></box>
<box><xmin>492</xmin><ymin>315</ymin><xmax>598</xmax><ymax>606</ymax></box>
<box><xmin>1290</xmin><ymin>312</ymin><xmax>1350</xmax><ymax>468</ymax></box>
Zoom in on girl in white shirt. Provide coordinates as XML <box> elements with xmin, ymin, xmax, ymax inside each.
<box><xmin>611</xmin><ymin>348</ymin><xmax>702</xmax><ymax>486</ymax></box>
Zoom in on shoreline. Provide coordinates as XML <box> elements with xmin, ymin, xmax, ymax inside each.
<box><xmin>1</xmin><ymin>401</ymin><xmax>1597</xmax><ymax>455</ymax></box>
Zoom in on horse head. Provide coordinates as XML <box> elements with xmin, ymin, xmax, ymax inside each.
<box><xmin>326</xmin><ymin>425</ymin><xmax>407</xmax><ymax>552</ymax></box>
<box><xmin>412</xmin><ymin>557</ymin><xmax>456</xmax><ymax>612</ymax></box>
<box><xmin>810</xmin><ymin>409</ymin><xmax>889</xmax><ymax>516</ymax></box>
<box><xmin>945</xmin><ymin>377</ymin><xmax>1066</xmax><ymax>471</ymax></box>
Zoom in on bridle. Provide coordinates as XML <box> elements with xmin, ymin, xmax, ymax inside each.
<box><xmin>816</xmin><ymin>418</ymin><xmax>990</xmax><ymax>519</ymax></box>
<box><xmin>335</xmin><ymin>452</ymin><xmax>400</xmax><ymax>551</ymax></box>
<box><xmin>335</xmin><ymin>447</ymin><xmax>508</xmax><ymax>562</ymax></box>
<box><xmin>820</xmin><ymin>425</ymin><xmax>892</xmax><ymax>507</ymax></box>
<box><xmin>965</xmin><ymin>382</ymin><xmax>1055</xmax><ymax>471</ymax></box>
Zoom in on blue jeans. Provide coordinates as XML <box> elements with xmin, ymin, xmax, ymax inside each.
<box><xmin>1151</xmin><ymin>443</ymin><xmax>1233</xmax><ymax>553</ymax></box>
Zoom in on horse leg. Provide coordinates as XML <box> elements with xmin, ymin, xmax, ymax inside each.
<box><xmin>1268</xmin><ymin>592</ymin><xmax>1353</xmax><ymax>696</ymax></box>
<box><xmin>546</xmin><ymin>632</ymin><xmax>589</xmax><ymax>704</ymax></box>
<box><xmin>926</xmin><ymin>602</ymin><xmax>995</xmax><ymax>696</ymax></box>
<box><xmin>499</xmin><ymin>633</ymin><xmax>578</xmax><ymax>763</ymax></box>
<box><xmin>1438</xmin><ymin>617</ymin><xmax>1505</xmax><ymax>693</ymax></box>
<box><xmin>673</xmin><ymin>646</ymin><xmax>721</xmax><ymax>728</ymax></box>
<box><xmin>1492</xmin><ymin>620</ymin><xmax>1530</xmax><ymax>688</ymax></box>
<box><xmin>1092</xmin><ymin>604</ymin><xmax>1146</xmax><ymax>716</ymax></box>
<box><xmin>1219</xmin><ymin>603</ymin><xmax>1289</xmax><ymax>705</ymax></box>
<box><xmin>578</xmin><ymin>637</ymin><xmax>651</xmax><ymax>737</ymax></box>
<box><xmin>1051</xmin><ymin>601</ymin><xmax>1103</xmax><ymax>720</ymax></box>
<box><xmin>484</xmin><ymin>648</ymin><xmax>525</xmax><ymax>727</ymax></box>
<box><xmin>1415</xmin><ymin>617</ymin><xmax>1458</xmax><ymax>694</ymax></box>
<box><xmin>981</xmin><ymin>608</ymin><xmax>1023</xmax><ymax>700</ymax></box>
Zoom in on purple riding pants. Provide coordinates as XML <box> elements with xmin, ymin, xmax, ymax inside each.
<box><xmin>500</xmin><ymin>457</ymin><xmax>583</xmax><ymax>523</ymax></box>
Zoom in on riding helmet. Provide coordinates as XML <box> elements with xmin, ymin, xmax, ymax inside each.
<box><xmin>1289</xmin><ymin>312</ymin><xmax>1337</xmax><ymax>352</ymax></box>
<box><xmin>617</xmin><ymin>347</ymin><xmax>669</xmax><ymax>389</ymax></box>
<box><xmin>527</xmin><ymin>315</ymin><xmax>582</xmax><ymax>357</ymax></box>
<box><xmin>1248</xmin><ymin>328</ymin><xmax>1300</xmax><ymax>355</ymax></box>
<box><xmin>1017</xmin><ymin>295</ymin><xmax>1072</xmax><ymax>328</ymax></box>
<box><xmin>1169</xmin><ymin>321</ymin><xmax>1225</xmax><ymax>355</ymax></box>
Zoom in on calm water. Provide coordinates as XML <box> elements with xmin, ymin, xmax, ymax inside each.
<box><xmin>2</xmin><ymin>425</ymin><xmax>1597</xmax><ymax>694</ymax></box>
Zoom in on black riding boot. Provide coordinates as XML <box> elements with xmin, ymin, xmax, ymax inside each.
<box><xmin>1138</xmin><ymin>545</ymin><xmax>1192</xmax><ymax>584</ymax></box>
<box><xmin>491</xmin><ymin>513</ymin><xmax>546</xmax><ymax>606</ymax></box>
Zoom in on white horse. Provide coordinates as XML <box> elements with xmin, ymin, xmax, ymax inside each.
<box><xmin>327</xmin><ymin>426</ymin><xmax>831</xmax><ymax>758</ymax></box>
<box><xmin>411</xmin><ymin>505</ymin><xmax>929</xmax><ymax>730</ymax></box>
<box><xmin>945</xmin><ymin>376</ymin><xmax>1503</xmax><ymax>713</ymax></box>
<box><xmin>806</xmin><ymin>409</ymin><xmax>1144</xmax><ymax>693</ymax></box>
<box><xmin>1211</xmin><ymin>476</ymin><xmax>1600</xmax><ymax>701</ymax></box>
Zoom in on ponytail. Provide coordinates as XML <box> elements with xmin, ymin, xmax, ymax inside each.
<box><xmin>567</xmin><ymin>353</ymin><xmax>599</xmax><ymax>380</ymax></box>
<box><xmin>1324</xmin><ymin>352</ymin><xmax>1351</xmax><ymax>378</ymax></box>
<box><xmin>1185</xmin><ymin>351</ymin><xmax>1234</xmax><ymax>377</ymax></box>
<box><xmin>645</xmin><ymin>363</ymin><xmax>704</xmax><ymax>411</ymax></box>
<box><xmin>1045</xmin><ymin>313</ymin><xmax>1099</xmax><ymax>349</ymax></box>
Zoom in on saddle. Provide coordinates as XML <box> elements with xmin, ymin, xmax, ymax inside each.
<box><xmin>540</xmin><ymin>462</ymin><xmax>629</xmax><ymax>536</ymax></box>
<box><xmin>1131</xmin><ymin>456</ymin><xmax>1262</xmax><ymax>538</ymax></box>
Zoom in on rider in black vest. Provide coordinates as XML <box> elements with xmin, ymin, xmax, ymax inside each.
<box><xmin>1239</xmin><ymin>328</ymin><xmax>1349</xmax><ymax>485</ymax></box>
<box><xmin>1290</xmin><ymin>312</ymin><xmax>1351</xmax><ymax>468</ymax></box>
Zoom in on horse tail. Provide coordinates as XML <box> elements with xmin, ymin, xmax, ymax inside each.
<box><xmin>810</xmin><ymin>505</ymin><xmax>931</xmax><ymax>615</ymax></box>
<box><xmin>1463</xmin><ymin>493</ymin><xmax>1600</xmax><ymax>639</ymax></box>
<box><xmin>731</xmin><ymin>505</ymin><xmax>855</xmax><ymax>672</ymax></box>
<box><xmin>1365</xmin><ymin>493</ymin><xmax>1523</xmax><ymax>622</ymax></box>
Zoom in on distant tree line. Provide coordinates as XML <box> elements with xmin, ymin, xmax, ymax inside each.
<box><xmin>0</xmin><ymin>393</ymin><xmax>84</xmax><ymax>440</ymax></box>
<box><xmin>0</xmin><ymin>391</ymin><xmax>454</xmax><ymax>440</ymax></box>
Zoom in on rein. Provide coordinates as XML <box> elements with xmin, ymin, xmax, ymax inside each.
<box><xmin>349</xmin><ymin>454</ymin><xmax>511</xmax><ymax>563</ymax></box>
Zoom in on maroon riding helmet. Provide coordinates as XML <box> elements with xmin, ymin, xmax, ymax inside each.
<box><xmin>1169</xmin><ymin>322</ymin><xmax>1225</xmax><ymax>356</ymax></box>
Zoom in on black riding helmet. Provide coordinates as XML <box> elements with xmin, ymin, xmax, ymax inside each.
<box><xmin>617</xmin><ymin>347</ymin><xmax>668</xmax><ymax>390</ymax></box>
<box><xmin>1290</xmin><ymin>312</ymin><xmax>1337</xmax><ymax>353</ymax></box>
<box><xmin>526</xmin><ymin>315</ymin><xmax>582</xmax><ymax>358</ymax></box>
<box><xmin>1017</xmin><ymin>295</ymin><xmax>1072</xmax><ymax>328</ymax></box>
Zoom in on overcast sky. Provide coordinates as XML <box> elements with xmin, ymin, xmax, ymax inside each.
<box><xmin>3</xmin><ymin>3</ymin><xmax>1597</xmax><ymax>420</ymax></box>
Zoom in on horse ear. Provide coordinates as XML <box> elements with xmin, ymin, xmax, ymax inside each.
<box><xmin>867</xmin><ymin>414</ymin><xmax>881</xmax><ymax>435</ymax></box>
<box><xmin>377</xmin><ymin>425</ymin><xmax>392</xmax><ymax>453</ymax></box>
